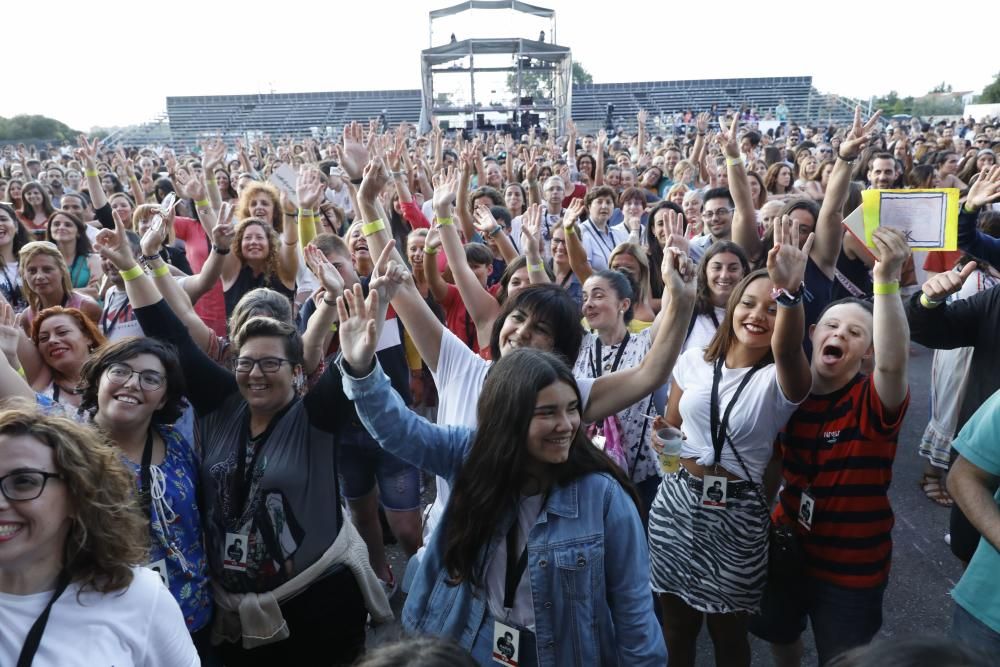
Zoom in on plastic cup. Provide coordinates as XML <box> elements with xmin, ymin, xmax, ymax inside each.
<box><xmin>652</xmin><ymin>427</ymin><xmax>684</xmax><ymax>474</ymax></box>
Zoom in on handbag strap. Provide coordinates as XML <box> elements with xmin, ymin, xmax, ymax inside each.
<box><xmin>722</xmin><ymin>428</ymin><xmax>774</xmax><ymax>526</ymax></box>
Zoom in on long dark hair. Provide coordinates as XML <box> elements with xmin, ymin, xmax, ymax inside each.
<box><xmin>695</xmin><ymin>241</ymin><xmax>750</xmax><ymax>316</ymax></box>
<box><xmin>488</xmin><ymin>284</ymin><xmax>583</xmax><ymax>364</ymax></box>
<box><xmin>645</xmin><ymin>200</ymin><xmax>683</xmax><ymax>298</ymax></box>
<box><xmin>0</xmin><ymin>202</ymin><xmax>29</xmax><ymax>254</ymax></box>
<box><xmin>442</xmin><ymin>349</ymin><xmax>638</xmax><ymax>587</ymax></box>
<box><xmin>703</xmin><ymin>268</ymin><xmax>774</xmax><ymax>364</ymax></box>
<box><xmin>46</xmin><ymin>210</ymin><xmax>93</xmax><ymax>260</ymax></box>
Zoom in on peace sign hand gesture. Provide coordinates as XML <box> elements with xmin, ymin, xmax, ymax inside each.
<box><xmin>839</xmin><ymin>105</ymin><xmax>883</xmax><ymax>160</ymax></box>
<box><xmin>94</xmin><ymin>210</ymin><xmax>138</xmax><ymax>270</ymax></box>
<box><xmin>767</xmin><ymin>215</ymin><xmax>815</xmax><ymax>291</ymax></box>
<box><xmin>714</xmin><ymin>114</ymin><xmax>740</xmax><ymax>159</ymax></box>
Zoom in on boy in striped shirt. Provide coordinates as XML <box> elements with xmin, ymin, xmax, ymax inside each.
<box><xmin>750</xmin><ymin>228</ymin><xmax>911</xmax><ymax>665</ymax></box>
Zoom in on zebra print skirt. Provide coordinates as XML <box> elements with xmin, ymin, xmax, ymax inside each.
<box><xmin>648</xmin><ymin>467</ymin><xmax>770</xmax><ymax>614</ymax></box>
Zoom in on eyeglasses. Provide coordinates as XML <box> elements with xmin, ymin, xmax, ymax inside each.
<box><xmin>551</xmin><ymin>238</ymin><xmax>566</xmax><ymax>247</ymax></box>
<box><xmin>0</xmin><ymin>470</ymin><xmax>62</xmax><ymax>502</ymax></box>
<box><xmin>818</xmin><ymin>148</ymin><xmax>833</xmax><ymax>154</ymax></box>
<box><xmin>233</xmin><ymin>356</ymin><xmax>290</xmax><ymax>374</ymax></box>
<box><xmin>702</xmin><ymin>208</ymin><xmax>732</xmax><ymax>220</ymax></box>
<box><xmin>105</xmin><ymin>363</ymin><xmax>165</xmax><ymax>391</ymax></box>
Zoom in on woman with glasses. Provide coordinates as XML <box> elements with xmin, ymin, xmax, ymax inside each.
<box><xmin>0</xmin><ymin>405</ymin><xmax>198</xmax><ymax>666</ymax></box>
<box><xmin>94</xmin><ymin>217</ymin><xmax>389</xmax><ymax>665</ymax></box>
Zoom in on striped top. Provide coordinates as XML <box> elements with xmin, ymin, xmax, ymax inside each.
<box><xmin>774</xmin><ymin>374</ymin><xmax>909</xmax><ymax>589</ymax></box>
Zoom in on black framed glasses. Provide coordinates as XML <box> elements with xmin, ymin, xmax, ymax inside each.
<box><xmin>233</xmin><ymin>356</ymin><xmax>290</xmax><ymax>374</ymax></box>
<box><xmin>105</xmin><ymin>363</ymin><xmax>165</xmax><ymax>391</ymax></box>
<box><xmin>0</xmin><ymin>470</ymin><xmax>62</xmax><ymax>501</ymax></box>
<box><xmin>702</xmin><ymin>208</ymin><xmax>732</xmax><ymax>220</ymax></box>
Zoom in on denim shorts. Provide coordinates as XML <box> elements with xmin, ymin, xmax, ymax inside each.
<box><xmin>336</xmin><ymin>425</ymin><xmax>422</xmax><ymax>511</ymax></box>
<box><xmin>951</xmin><ymin>603</ymin><xmax>1000</xmax><ymax>659</ymax></box>
<box><xmin>750</xmin><ymin>575</ymin><xmax>886</xmax><ymax>665</ymax></box>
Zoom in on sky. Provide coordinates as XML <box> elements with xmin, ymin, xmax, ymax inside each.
<box><xmin>8</xmin><ymin>0</ymin><xmax>996</xmax><ymax>131</ymax></box>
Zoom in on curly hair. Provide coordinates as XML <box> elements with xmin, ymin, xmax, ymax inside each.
<box><xmin>0</xmin><ymin>403</ymin><xmax>149</xmax><ymax>594</ymax></box>
<box><xmin>237</xmin><ymin>180</ymin><xmax>283</xmax><ymax>232</ymax></box>
<box><xmin>233</xmin><ymin>218</ymin><xmax>281</xmax><ymax>289</ymax></box>
<box><xmin>78</xmin><ymin>337</ymin><xmax>189</xmax><ymax>425</ymax></box>
<box><xmin>18</xmin><ymin>242</ymin><xmax>75</xmax><ymax>315</ymax></box>
<box><xmin>30</xmin><ymin>306</ymin><xmax>106</xmax><ymax>352</ymax></box>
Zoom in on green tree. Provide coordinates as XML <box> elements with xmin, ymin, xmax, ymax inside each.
<box><xmin>930</xmin><ymin>82</ymin><xmax>953</xmax><ymax>94</ymax></box>
<box><xmin>979</xmin><ymin>71</ymin><xmax>1000</xmax><ymax>103</ymax></box>
<box><xmin>0</xmin><ymin>114</ymin><xmax>77</xmax><ymax>142</ymax></box>
<box><xmin>572</xmin><ymin>62</ymin><xmax>593</xmax><ymax>86</ymax></box>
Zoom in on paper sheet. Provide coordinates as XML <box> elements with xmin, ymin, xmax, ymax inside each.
<box><xmin>268</xmin><ymin>164</ymin><xmax>299</xmax><ymax>207</ymax></box>
<box><xmin>861</xmin><ymin>188</ymin><xmax>959</xmax><ymax>251</ymax></box>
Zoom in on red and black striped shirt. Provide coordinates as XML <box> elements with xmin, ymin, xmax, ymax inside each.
<box><xmin>774</xmin><ymin>374</ymin><xmax>909</xmax><ymax>589</ymax></box>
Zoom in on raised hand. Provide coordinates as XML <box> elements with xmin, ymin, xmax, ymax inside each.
<box><xmin>767</xmin><ymin>215</ymin><xmax>815</xmax><ymax>291</ymax></box>
<box><xmin>296</xmin><ymin>167</ymin><xmax>326</xmax><ymax>210</ymax></box>
<box><xmin>637</xmin><ymin>109</ymin><xmax>648</xmax><ymax>126</ymax></box>
<box><xmin>472</xmin><ymin>204</ymin><xmax>502</xmax><ymax>237</ymax></box>
<box><xmin>212</xmin><ymin>203</ymin><xmax>236</xmax><ymax>250</ymax></box>
<box><xmin>337</xmin><ymin>283</ymin><xmax>380</xmax><ymax>373</ymax></box>
<box><xmin>94</xmin><ymin>210</ymin><xmax>138</xmax><ymax>270</ymax></box>
<box><xmin>521</xmin><ymin>203</ymin><xmax>542</xmax><ymax>256</ymax></box>
<box><xmin>839</xmin><ymin>105</ymin><xmax>883</xmax><ymax>159</ymax></box>
<box><xmin>0</xmin><ymin>301</ymin><xmax>20</xmax><ymax>366</ymax></box>
<box><xmin>335</xmin><ymin>121</ymin><xmax>370</xmax><ymax>180</ymax></box>
<box><xmin>202</xmin><ymin>136</ymin><xmax>227</xmax><ymax>171</ymax></box>
<box><xmin>662</xmin><ymin>247</ymin><xmax>696</xmax><ymax>302</ymax></box>
<box><xmin>358</xmin><ymin>158</ymin><xmax>389</xmax><ymax>205</ymax></box>
<box><xmin>175</xmin><ymin>169</ymin><xmax>207</xmax><ymax>202</ymax></box>
<box><xmin>871</xmin><ymin>227</ymin><xmax>910</xmax><ymax>283</ymax></box>
<box><xmin>665</xmin><ymin>209</ymin><xmax>690</xmax><ymax>253</ymax></box>
<box><xmin>76</xmin><ymin>134</ymin><xmax>100</xmax><ymax>169</ymax></box>
<box><xmin>714</xmin><ymin>113</ymin><xmax>740</xmax><ymax>158</ymax></box>
<box><xmin>304</xmin><ymin>244</ymin><xmax>345</xmax><ymax>300</ymax></box>
<box><xmin>140</xmin><ymin>213</ymin><xmax>167</xmax><ymax>258</ymax></box>
<box><xmin>695</xmin><ymin>112</ymin><xmax>711</xmax><ymax>134</ymax></box>
<box><xmin>922</xmin><ymin>261</ymin><xmax>978</xmax><ymax>303</ymax></box>
<box><xmin>561</xmin><ymin>197</ymin><xmax>585</xmax><ymax>229</ymax></box>
<box><xmin>424</xmin><ymin>227</ymin><xmax>442</xmax><ymax>255</ymax></box>
<box><xmin>369</xmin><ymin>239</ymin><xmax>410</xmax><ymax>305</ymax></box>
<box><xmin>432</xmin><ymin>168</ymin><xmax>458</xmax><ymax>218</ymax></box>
<box><xmin>966</xmin><ymin>164</ymin><xmax>1000</xmax><ymax>210</ymax></box>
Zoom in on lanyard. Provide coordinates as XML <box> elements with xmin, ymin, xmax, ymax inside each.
<box><xmin>231</xmin><ymin>399</ymin><xmax>297</xmax><ymax>520</ymax></box>
<box><xmin>137</xmin><ymin>429</ymin><xmax>154</xmax><ymax>523</ymax></box>
<box><xmin>709</xmin><ymin>356</ymin><xmax>766</xmax><ymax>467</ymax></box>
<box><xmin>589</xmin><ymin>332</ymin><xmax>630</xmax><ymax>378</ymax></box>
<box><xmin>100</xmin><ymin>292</ymin><xmax>131</xmax><ymax>338</ymax></box>
<box><xmin>16</xmin><ymin>571</ymin><xmax>71</xmax><ymax>667</ymax></box>
<box><xmin>503</xmin><ymin>492</ymin><xmax>549</xmax><ymax>611</ymax></box>
<box><xmin>587</xmin><ymin>220</ymin><xmax>617</xmax><ymax>266</ymax></box>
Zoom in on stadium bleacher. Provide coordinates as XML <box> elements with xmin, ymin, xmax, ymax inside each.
<box><xmin>154</xmin><ymin>76</ymin><xmax>854</xmax><ymax>148</ymax></box>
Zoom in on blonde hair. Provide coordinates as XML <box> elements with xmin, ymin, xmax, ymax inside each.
<box><xmin>608</xmin><ymin>242</ymin><xmax>651</xmax><ymax>303</ymax></box>
<box><xmin>237</xmin><ymin>181</ymin><xmax>283</xmax><ymax>231</ymax></box>
<box><xmin>0</xmin><ymin>403</ymin><xmax>149</xmax><ymax>593</ymax></box>
<box><xmin>18</xmin><ymin>242</ymin><xmax>74</xmax><ymax>314</ymax></box>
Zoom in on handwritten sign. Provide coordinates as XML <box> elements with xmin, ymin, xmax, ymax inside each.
<box><xmin>268</xmin><ymin>164</ymin><xmax>299</xmax><ymax>207</ymax></box>
<box><xmin>862</xmin><ymin>189</ymin><xmax>959</xmax><ymax>251</ymax></box>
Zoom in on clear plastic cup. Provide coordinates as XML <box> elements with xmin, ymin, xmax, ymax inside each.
<box><xmin>652</xmin><ymin>426</ymin><xmax>684</xmax><ymax>474</ymax></box>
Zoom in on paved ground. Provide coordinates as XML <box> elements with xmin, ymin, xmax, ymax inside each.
<box><xmin>368</xmin><ymin>344</ymin><xmax>966</xmax><ymax>665</ymax></box>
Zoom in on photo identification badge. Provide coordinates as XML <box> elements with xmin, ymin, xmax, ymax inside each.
<box><xmin>701</xmin><ymin>475</ymin><xmax>728</xmax><ymax>510</ymax></box>
<box><xmin>492</xmin><ymin>620</ymin><xmax>520</xmax><ymax>666</ymax></box>
<box><xmin>148</xmin><ymin>558</ymin><xmax>169</xmax><ymax>588</ymax></box>
<box><xmin>223</xmin><ymin>532</ymin><xmax>249</xmax><ymax>572</ymax></box>
<box><xmin>798</xmin><ymin>490</ymin><xmax>815</xmax><ymax>531</ymax></box>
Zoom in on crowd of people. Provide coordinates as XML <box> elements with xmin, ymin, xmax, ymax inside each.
<box><xmin>0</xmin><ymin>101</ymin><xmax>999</xmax><ymax>667</ymax></box>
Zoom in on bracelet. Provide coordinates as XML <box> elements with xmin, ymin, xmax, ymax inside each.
<box><xmin>322</xmin><ymin>296</ymin><xmax>338</xmax><ymax>306</ymax></box>
<box><xmin>140</xmin><ymin>253</ymin><xmax>162</xmax><ymax>264</ymax></box>
<box><xmin>283</xmin><ymin>240</ymin><xmax>297</xmax><ymax>246</ymax></box>
<box><xmin>423</xmin><ymin>246</ymin><xmax>439</xmax><ymax>255</ymax></box>
<box><xmin>84</xmin><ymin>169</ymin><xmax>99</xmax><ymax>177</ymax></box>
<box><xmin>213</xmin><ymin>244</ymin><xmax>231</xmax><ymax>255</ymax></box>
<box><xmin>771</xmin><ymin>282</ymin><xmax>804</xmax><ymax>307</ymax></box>
<box><xmin>920</xmin><ymin>293</ymin><xmax>943</xmax><ymax>309</ymax></box>
<box><xmin>435</xmin><ymin>217</ymin><xmax>455</xmax><ymax>227</ymax></box>
<box><xmin>283</xmin><ymin>210</ymin><xmax>298</xmax><ymax>217</ymax></box>
<box><xmin>487</xmin><ymin>225</ymin><xmax>503</xmax><ymax>238</ymax></box>
<box><xmin>390</xmin><ymin>171</ymin><xmax>403</xmax><ymax>178</ymax></box>
<box><xmin>194</xmin><ymin>198</ymin><xmax>211</xmax><ymax>209</ymax></box>
<box><xmin>16</xmin><ymin>366</ymin><xmax>26</xmax><ymax>379</ymax></box>
<box><xmin>962</xmin><ymin>202</ymin><xmax>978</xmax><ymax>215</ymax></box>
<box><xmin>151</xmin><ymin>264</ymin><xmax>170</xmax><ymax>278</ymax></box>
<box><xmin>725</xmin><ymin>156</ymin><xmax>742</xmax><ymax>167</ymax></box>
<box><xmin>564</xmin><ymin>224</ymin><xmax>576</xmax><ymax>235</ymax></box>
<box><xmin>350</xmin><ymin>177</ymin><xmax>363</xmax><ymax>186</ymax></box>
<box><xmin>119</xmin><ymin>265</ymin><xmax>144</xmax><ymax>281</ymax></box>
<box><xmin>206</xmin><ymin>178</ymin><xmax>217</xmax><ymax>185</ymax></box>
<box><xmin>299</xmin><ymin>208</ymin><xmax>316</xmax><ymax>217</ymax></box>
<box><xmin>872</xmin><ymin>281</ymin><xmax>900</xmax><ymax>295</ymax></box>
<box><xmin>527</xmin><ymin>262</ymin><xmax>544</xmax><ymax>272</ymax></box>
<box><xmin>697</xmin><ymin>132</ymin><xmax>706</xmax><ymax>137</ymax></box>
<box><xmin>361</xmin><ymin>219</ymin><xmax>386</xmax><ymax>236</ymax></box>
<box><xmin>837</xmin><ymin>153</ymin><xmax>858</xmax><ymax>163</ymax></box>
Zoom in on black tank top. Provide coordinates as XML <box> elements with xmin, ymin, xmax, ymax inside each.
<box><xmin>224</xmin><ymin>265</ymin><xmax>296</xmax><ymax>318</ymax></box>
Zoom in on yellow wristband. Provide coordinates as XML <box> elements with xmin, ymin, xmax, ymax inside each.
<box><xmin>152</xmin><ymin>264</ymin><xmax>170</xmax><ymax>278</ymax></box>
<box><xmin>194</xmin><ymin>198</ymin><xmax>211</xmax><ymax>209</ymax></box>
<box><xmin>119</xmin><ymin>265</ymin><xmax>144</xmax><ymax>281</ymax></box>
<box><xmin>872</xmin><ymin>281</ymin><xmax>899</xmax><ymax>295</ymax></box>
<box><xmin>527</xmin><ymin>262</ymin><xmax>544</xmax><ymax>272</ymax></box>
<box><xmin>299</xmin><ymin>208</ymin><xmax>316</xmax><ymax>217</ymax></box>
<box><xmin>16</xmin><ymin>366</ymin><xmax>26</xmax><ymax>378</ymax></box>
<box><xmin>423</xmin><ymin>246</ymin><xmax>439</xmax><ymax>255</ymax></box>
<box><xmin>565</xmin><ymin>224</ymin><xmax>576</xmax><ymax>235</ymax></box>
<box><xmin>963</xmin><ymin>203</ymin><xmax>978</xmax><ymax>215</ymax></box>
<box><xmin>725</xmin><ymin>156</ymin><xmax>742</xmax><ymax>167</ymax></box>
<box><xmin>435</xmin><ymin>217</ymin><xmax>455</xmax><ymax>227</ymax></box>
<box><xmin>362</xmin><ymin>220</ymin><xmax>386</xmax><ymax>236</ymax></box>
<box><xmin>206</xmin><ymin>178</ymin><xmax>217</xmax><ymax>185</ymax></box>
<box><xmin>84</xmin><ymin>169</ymin><xmax>99</xmax><ymax>178</ymax></box>
<box><xmin>920</xmin><ymin>293</ymin><xmax>942</xmax><ymax>309</ymax></box>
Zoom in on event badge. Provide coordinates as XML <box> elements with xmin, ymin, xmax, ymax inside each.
<box><xmin>148</xmin><ymin>558</ymin><xmax>169</xmax><ymax>588</ymax></box>
<box><xmin>701</xmin><ymin>475</ymin><xmax>728</xmax><ymax>510</ymax></box>
<box><xmin>223</xmin><ymin>532</ymin><xmax>249</xmax><ymax>572</ymax></box>
<box><xmin>798</xmin><ymin>490</ymin><xmax>815</xmax><ymax>531</ymax></box>
<box><xmin>590</xmin><ymin>434</ymin><xmax>607</xmax><ymax>451</ymax></box>
<box><xmin>492</xmin><ymin>620</ymin><xmax>521</xmax><ymax>666</ymax></box>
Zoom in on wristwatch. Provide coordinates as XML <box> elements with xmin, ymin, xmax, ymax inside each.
<box><xmin>771</xmin><ymin>282</ymin><xmax>805</xmax><ymax>307</ymax></box>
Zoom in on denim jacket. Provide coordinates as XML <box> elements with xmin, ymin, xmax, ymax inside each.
<box><xmin>343</xmin><ymin>360</ymin><xmax>666</xmax><ymax>666</ymax></box>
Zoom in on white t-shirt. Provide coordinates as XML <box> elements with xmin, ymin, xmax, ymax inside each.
<box><xmin>579</xmin><ymin>220</ymin><xmax>630</xmax><ymax>272</ymax></box>
<box><xmin>0</xmin><ymin>567</ymin><xmax>198</xmax><ymax>667</ymax></box>
<box><xmin>424</xmin><ymin>328</ymin><xmax>595</xmax><ymax>541</ymax></box>
<box><xmin>672</xmin><ymin>347</ymin><xmax>801</xmax><ymax>483</ymax></box>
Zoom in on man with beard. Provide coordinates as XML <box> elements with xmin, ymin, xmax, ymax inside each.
<box><xmin>688</xmin><ymin>188</ymin><xmax>735</xmax><ymax>263</ymax></box>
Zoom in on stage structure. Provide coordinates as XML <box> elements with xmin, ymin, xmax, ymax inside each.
<box><xmin>419</xmin><ymin>1</ymin><xmax>571</xmax><ymax>136</ymax></box>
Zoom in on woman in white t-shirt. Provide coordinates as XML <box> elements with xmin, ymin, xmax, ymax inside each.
<box><xmin>647</xmin><ymin>217</ymin><xmax>813</xmax><ymax>667</ymax></box>
<box><xmin>0</xmin><ymin>406</ymin><xmax>197</xmax><ymax>667</ymax></box>
<box><xmin>0</xmin><ymin>202</ymin><xmax>29</xmax><ymax>312</ymax></box>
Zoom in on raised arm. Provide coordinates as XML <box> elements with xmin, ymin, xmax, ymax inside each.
<box><xmin>636</xmin><ymin>109</ymin><xmax>648</xmax><ymax>158</ymax></box>
<box><xmin>518</xmin><ymin>204</ymin><xmax>550</xmax><ymax>284</ymax></box>
<box><xmin>595</xmin><ymin>129</ymin><xmax>607</xmax><ymax>187</ymax></box>
<box><xmin>455</xmin><ymin>147</ymin><xmax>477</xmax><ymax>241</ymax></box>
<box><xmin>718</xmin><ymin>115</ymin><xmax>761</xmax><ymax>263</ymax></box>
<box><xmin>905</xmin><ymin>261</ymin><xmax>981</xmax><ymax>349</ymax></box>
<box><xmin>869</xmin><ymin>227</ymin><xmax>911</xmax><ymax>418</ymax></box>
<box><xmin>690</xmin><ymin>113</ymin><xmax>711</xmax><ymax>169</ymax></box>
<box><xmin>301</xmin><ymin>244</ymin><xmax>345</xmax><ymax>375</ymax></box>
<box><xmin>957</xmin><ymin>165</ymin><xmax>1000</xmax><ymax>264</ymax></box>
<box><xmin>561</xmin><ymin>198</ymin><xmax>592</xmax><ymax>284</ymax></box>
<box><xmin>0</xmin><ymin>302</ymin><xmax>34</xmax><ymax>402</ymax></box>
<box><xmin>295</xmin><ymin>167</ymin><xmax>326</xmax><ymax>248</ymax></box>
<box><xmin>473</xmin><ymin>204</ymin><xmax>518</xmax><ymax>265</ymax></box>
<box><xmin>77</xmin><ymin>135</ymin><xmax>108</xmax><ymax>216</ymax></box>
<box><xmin>812</xmin><ymin>107</ymin><xmax>883</xmax><ymax>277</ymax></box>
<box><xmin>766</xmin><ymin>216</ymin><xmax>813</xmax><ymax>402</ymax></box>
<box><xmin>276</xmin><ymin>193</ymin><xmax>299</xmax><ymax>285</ymax></box>
<box><xmin>181</xmin><ymin>205</ymin><xmax>233</xmax><ymax>304</ymax></box>
<box><xmin>201</xmin><ymin>137</ymin><xmax>227</xmax><ymax>211</ymax></box>
<box><xmin>584</xmin><ymin>248</ymin><xmax>696</xmax><ymax>421</ymax></box>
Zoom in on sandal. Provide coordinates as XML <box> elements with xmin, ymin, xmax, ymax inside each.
<box><xmin>919</xmin><ymin>473</ymin><xmax>954</xmax><ymax>507</ymax></box>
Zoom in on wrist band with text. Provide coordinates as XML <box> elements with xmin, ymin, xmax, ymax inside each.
<box><xmin>872</xmin><ymin>281</ymin><xmax>900</xmax><ymax>295</ymax></box>
<box><xmin>119</xmin><ymin>265</ymin><xmax>144</xmax><ymax>281</ymax></box>
<box><xmin>362</xmin><ymin>220</ymin><xmax>386</xmax><ymax>236</ymax></box>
